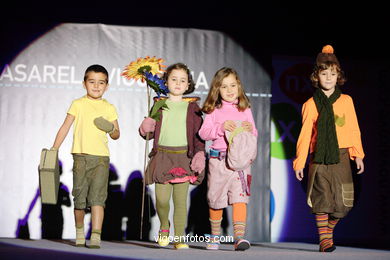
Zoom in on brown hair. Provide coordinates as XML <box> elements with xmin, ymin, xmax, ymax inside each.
<box><xmin>202</xmin><ymin>67</ymin><xmax>250</xmax><ymax>114</ymax></box>
<box><xmin>163</xmin><ymin>63</ymin><xmax>195</xmax><ymax>95</ymax></box>
<box><xmin>310</xmin><ymin>63</ymin><xmax>346</xmax><ymax>88</ymax></box>
<box><xmin>311</xmin><ymin>45</ymin><xmax>346</xmax><ymax>88</ymax></box>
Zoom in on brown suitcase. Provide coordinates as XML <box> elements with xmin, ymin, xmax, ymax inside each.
<box><xmin>39</xmin><ymin>148</ymin><xmax>60</xmax><ymax>204</ymax></box>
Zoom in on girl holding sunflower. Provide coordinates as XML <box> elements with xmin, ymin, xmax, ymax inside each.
<box><xmin>138</xmin><ymin>63</ymin><xmax>205</xmax><ymax>249</ymax></box>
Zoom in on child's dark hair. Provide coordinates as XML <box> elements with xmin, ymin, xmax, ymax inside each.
<box><xmin>84</xmin><ymin>64</ymin><xmax>109</xmax><ymax>83</ymax></box>
<box><xmin>310</xmin><ymin>62</ymin><xmax>346</xmax><ymax>88</ymax></box>
<box><xmin>163</xmin><ymin>63</ymin><xmax>195</xmax><ymax>95</ymax></box>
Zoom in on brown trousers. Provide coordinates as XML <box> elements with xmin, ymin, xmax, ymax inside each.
<box><xmin>72</xmin><ymin>154</ymin><xmax>110</xmax><ymax>209</ymax></box>
<box><xmin>307</xmin><ymin>148</ymin><xmax>354</xmax><ymax>219</ymax></box>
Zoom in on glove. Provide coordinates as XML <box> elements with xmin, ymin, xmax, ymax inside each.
<box><xmin>193</xmin><ymin>173</ymin><xmax>205</xmax><ymax>185</ymax></box>
<box><xmin>139</xmin><ymin>117</ymin><xmax>156</xmax><ymax>136</ymax></box>
<box><xmin>190</xmin><ymin>151</ymin><xmax>205</xmax><ymax>173</ymax></box>
<box><xmin>94</xmin><ymin>116</ymin><xmax>114</xmax><ymax>134</ymax></box>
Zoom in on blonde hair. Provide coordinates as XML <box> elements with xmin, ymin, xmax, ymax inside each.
<box><xmin>202</xmin><ymin>67</ymin><xmax>250</xmax><ymax>114</ymax></box>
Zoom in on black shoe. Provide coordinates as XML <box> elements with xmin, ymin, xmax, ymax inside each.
<box><xmin>234</xmin><ymin>239</ymin><xmax>250</xmax><ymax>251</ymax></box>
<box><xmin>320</xmin><ymin>245</ymin><xmax>336</xmax><ymax>252</ymax></box>
<box><xmin>324</xmin><ymin>245</ymin><xmax>336</xmax><ymax>252</ymax></box>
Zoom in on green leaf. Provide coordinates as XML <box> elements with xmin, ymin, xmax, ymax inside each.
<box><xmin>150</xmin><ymin>111</ymin><xmax>161</xmax><ymax>121</ymax></box>
<box><xmin>146</xmin><ymin>79</ymin><xmax>160</xmax><ymax>94</ymax></box>
<box><xmin>149</xmin><ymin>99</ymin><xmax>168</xmax><ymax>121</ymax></box>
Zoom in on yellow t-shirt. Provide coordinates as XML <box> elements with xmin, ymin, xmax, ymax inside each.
<box><xmin>67</xmin><ymin>95</ymin><xmax>118</xmax><ymax>156</ymax></box>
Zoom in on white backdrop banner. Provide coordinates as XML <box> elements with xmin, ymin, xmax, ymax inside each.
<box><xmin>0</xmin><ymin>23</ymin><xmax>271</xmax><ymax>241</ymax></box>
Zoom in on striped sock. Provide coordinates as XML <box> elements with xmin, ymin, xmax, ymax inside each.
<box><xmin>233</xmin><ymin>221</ymin><xmax>246</xmax><ymax>241</ymax></box>
<box><xmin>328</xmin><ymin>217</ymin><xmax>339</xmax><ymax>246</ymax></box>
<box><xmin>75</xmin><ymin>225</ymin><xmax>85</xmax><ymax>246</ymax></box>
<box><xmin>210</xmin><ymin>218</ymin><xmax>222</xmax><ymax>236</ymax></box>
<box><xmin>315</xmin><ymin>214</ymin><xmax>332</xmax><ymax>252</ymax></box>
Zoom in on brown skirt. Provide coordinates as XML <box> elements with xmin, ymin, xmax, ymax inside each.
<box><xmin>307</xmin><ymin>148</ymin><xmax>354</xmax><ymax>219</ymax></box>
<box><xmin>145</xmin><ymin>145</ymin><xmax>197</xmax><ymax>185</ymax></box>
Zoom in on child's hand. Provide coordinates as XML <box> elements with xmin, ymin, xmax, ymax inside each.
<box><xmin>295</xmin><ymin>169</ymin><xmax>304</xmax><ymax>181</ymax></box>
<box><xmin>190</xmin><ymin>151</ymin><xmax>205</xmax><ymax>173</ymax></box>
<box><xmin>355</xmin><ymin>157</ymin><xmax>364</xmax><ymax>174</ymax></box>
<box><xmin>242</xmin><ymin>121</ymin><xmax>253</xmax><ymax>132</ymax></box>
<box><xmin>94</xmin><ymin>116</ymin><xmax>114</xmax><ymax>134</ymax></box>
<box><xmin>140</xmin><ymin>117</ymin><xmax>156</xmax><ymax>136</ymax></box>
<box><xmin>223</xmin><ymin>120</ymin><xmax>237</xmax><ymax>132</ymax></box>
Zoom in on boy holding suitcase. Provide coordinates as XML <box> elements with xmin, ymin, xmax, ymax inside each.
<box><xmin>51</xmin><ymin>64</ymin><xmax>120</xmax><ymax>248</ymax></box>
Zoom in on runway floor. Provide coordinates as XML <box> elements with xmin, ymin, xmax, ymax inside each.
<box><xmin>1</xmin><ymin>238</ymin><xmax>389</xmax><ymax>260</ymax></box>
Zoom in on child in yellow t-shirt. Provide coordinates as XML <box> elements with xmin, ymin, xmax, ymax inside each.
<box><xmin>52</xmin><ymin>64</ymin><xmax>120</xmax><ymax>248</ymax></box>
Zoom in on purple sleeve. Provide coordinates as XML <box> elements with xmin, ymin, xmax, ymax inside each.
<box><xmin>193</xmin><ymin>105</ymin><xmax>205</xmax><ymax>154</ymax></box>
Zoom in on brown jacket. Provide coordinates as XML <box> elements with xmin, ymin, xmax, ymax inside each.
<box><xmin>142</xmin><ymin>100</ymin><xmax>205</xmax><ymax>159</ymax></box>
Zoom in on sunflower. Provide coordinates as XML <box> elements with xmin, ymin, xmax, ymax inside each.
<box><xmin>143</xmin><ymin>71</ymin><xmax>168</xmax><ymax>97</ymax></box>
<box><xmin>121</xmin><ymin>56</ymin><xmax>166</xmax><ymax>82</ymax></box>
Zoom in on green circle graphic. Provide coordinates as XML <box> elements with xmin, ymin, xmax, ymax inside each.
<box><xmin>271</xmin><ymin>103</ymin><xmax>301</xmax><ymax>159</ymax></box>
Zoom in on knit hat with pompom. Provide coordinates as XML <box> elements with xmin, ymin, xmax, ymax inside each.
<box><xmin>316</xmin><ymin>45</ymin><xmax>340</xmax><ymax>66</ymax></box>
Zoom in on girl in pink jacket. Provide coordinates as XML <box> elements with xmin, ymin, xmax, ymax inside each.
<box><xmin>199</xmin><ymin>67</ymin><xmax>258</xmax><ymax>251</ymax></box>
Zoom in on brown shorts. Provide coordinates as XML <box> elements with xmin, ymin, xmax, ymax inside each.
<box><xmin>72</xmin><ymin>154</ymin><xmax>110</xmax><ymax>209</ymax></box>
<box><xmin>308</xmin><ymin>148</ymin><xmax>353</xmax><ymax>219</ymax></box>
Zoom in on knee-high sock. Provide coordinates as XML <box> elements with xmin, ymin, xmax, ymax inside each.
<box><xmin>233</xmin><ymin>203</ymin><xmax>247</xmax><ymax>222</ymax></box>
<box><xmin>233</xmin><ymin>203</ymin><xmax>247</xmax><ymax>240</ymax></box>
<box><xmin>209</xmin><ymin>208</ymin><xmax>223</xmax><ymax>236</ymax></box>
<box><xmin>328</xmin><ymin>217</ymin><xmax>339</xmax><ymax>245</ymax></box>
<box><xmin>315</xmin><ymin>213</ymin><xmax>332</xmax><ymax>251</ymax></box>
<box><xmin>172</xmin><ymin>182</ymin><xmax>190</xmax><ymax>239</ymax></box>
<box><xmin>155</xmin><ymin>183</ymin><xmax>173</xmax><ymax>232</ymax></box>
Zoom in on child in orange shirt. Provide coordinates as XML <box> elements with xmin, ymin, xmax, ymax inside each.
<box><xmin>293</xmin><ymin>45</ymin><xmax>365</xmax><ymax>252</ymax></box>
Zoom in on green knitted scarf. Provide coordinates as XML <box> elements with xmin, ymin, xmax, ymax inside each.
<box><xmin>313</xmin><ymin>86</ymin><xmax>341</xmax><ymax>164</ymax></box>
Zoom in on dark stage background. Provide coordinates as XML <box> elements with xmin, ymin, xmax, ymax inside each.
<box><xmin>1</xmin><ymin>1</ymin><xmax>389</xmax><ymax>250</ymax></box>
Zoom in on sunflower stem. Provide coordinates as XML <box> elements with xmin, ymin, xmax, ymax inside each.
<box><xmin>140</xmin><ymin>84</ymin><xmax>152</xmax><ymax>240</ymax></box>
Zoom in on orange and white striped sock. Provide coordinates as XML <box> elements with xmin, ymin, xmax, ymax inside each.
<box><xmin>209</xmin><ymin>208</ymin><xmax>223</xmax><ymax>236</ymax></box>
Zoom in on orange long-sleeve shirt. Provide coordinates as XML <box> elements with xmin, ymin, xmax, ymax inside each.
<box><xmin>293</xmin><ymin>94</ymin><xmax>365</xmax><ymax>171</ymax></box>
